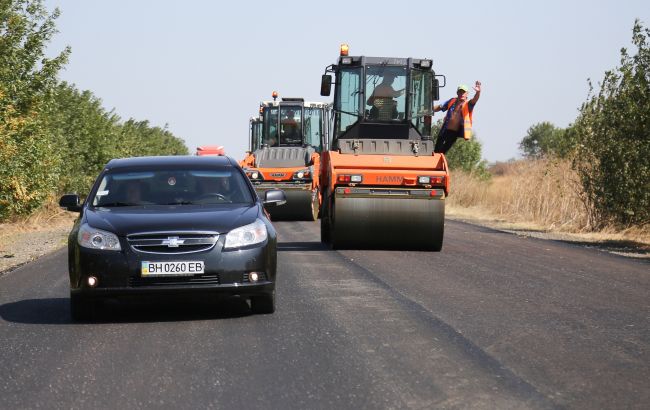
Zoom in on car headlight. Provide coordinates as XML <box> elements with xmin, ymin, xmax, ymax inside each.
<box><xmin>77</xmin><ymin>223</ymin><xmax>121</xmax><ymax>251</ymax></box>
<box><xmin>224</xmin><ymin>219</ymin><xmax>268</xmax><ymax>249</ymax></box>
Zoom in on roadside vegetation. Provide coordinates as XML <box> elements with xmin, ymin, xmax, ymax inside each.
<box><xmin>448</xmin><ymin>160</ymin><xmax>587</xmax><ymax>230</ymax></box>
<box><xmin>446</xmin><ymin>19</ymin><xmax>649</xmax><ymax>244</ymax></box>
<box><xmin>0</xmin><ymin>0</ymin><xmax>188</xmax><ymax>222</ymax></box>
<box><xmin>1</xmin><ymin>2</ymin><xmax>647</xmax><ymax>250</ymax></box>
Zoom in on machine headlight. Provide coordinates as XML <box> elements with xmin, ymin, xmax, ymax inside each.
<box><xmin>77</xmin><ymin>223</ymin><xmax>121</xmax><ymax>251</ymax></box>
<box><xmin>293</xmin><ymin>169</ymin><xmax>310</xmax><ymax>179</ymax></box>
<box><xmin>246</xmin><ymin>170</ymin><xmax>262</xmax><ymax>180</ymax></box>
<box><xmin>224</xmin><ymin>219</ymin><xmax>268</xmax><ymax>249</ymax></box>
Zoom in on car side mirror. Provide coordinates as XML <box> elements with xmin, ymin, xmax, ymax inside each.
<box><xmin>320</xmin><ymin>75</ymin><xmax>332</xmax><ymax>96</ymax></box>
<box><xmin>59</xmin><ymin>194</ymin><xmax>82</xmax><ymax>212</ymax></box>
<box><xmin>263</xmin><ymin>189</ymin><xmax>287</xmax><ymax>207</ymax></box>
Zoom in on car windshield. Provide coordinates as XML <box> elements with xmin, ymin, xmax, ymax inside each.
<box><xmin>91</xmin><ymin>168</ymin><xmax>254</xmax><ymax>207</ymax></box>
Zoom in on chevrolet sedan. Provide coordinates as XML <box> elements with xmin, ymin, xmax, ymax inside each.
<box><xmin>59</xmin><ymin>155</ymin><xmax>286</xmax><ymax>320</ymax></box>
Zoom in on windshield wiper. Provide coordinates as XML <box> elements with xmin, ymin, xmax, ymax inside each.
<box><xmin>96</xmin><ymin>202</ymin><xmax>139</xmax><ymax>207</ymax></box>
<box><xmin>166</xmin><ymin>200</ymin><xmax>196</xmax><ymax>205</ymax></box>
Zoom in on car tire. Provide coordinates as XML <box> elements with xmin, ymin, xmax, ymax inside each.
<box><xmin>250</xmin><ymin>292</ymin><xmax>275</xmax><ymax>314</ymax></box>
<box><xmin>70</xmin><ymin>293</ymin><xmax>95</xmax><ymax>322</ymax></box>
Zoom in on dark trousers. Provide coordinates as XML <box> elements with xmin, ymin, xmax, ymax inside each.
<box><xmin>434</xmin><ymin>128</ymin><xmax>463</xmax><ymax>154</ymax></box>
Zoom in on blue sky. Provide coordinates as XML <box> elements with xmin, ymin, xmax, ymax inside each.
<box><xmin>45</xmin><ymin>0</ymin><xmax>648</xmax><ymax>162</ymax></box>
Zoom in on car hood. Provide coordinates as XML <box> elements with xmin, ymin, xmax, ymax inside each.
<box><xmin>84</xmin><ymin>204</ymin><xmax>260</xmax><ymax>236</ymax></box>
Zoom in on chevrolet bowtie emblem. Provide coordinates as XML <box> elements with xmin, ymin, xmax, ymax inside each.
<box><xmin>162</xmin><ymin>236</ymin><xmax>185</xmax><ymax>247</ymax></box>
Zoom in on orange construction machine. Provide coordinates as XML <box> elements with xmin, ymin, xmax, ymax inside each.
<box><xmin>319</xmin><ymin>45</ymin><xmax>449</xmax><ymax>250</ymax></box>
<box><xmin>240</xmin><ymin>117</ymin><xmax>262</xmax><ymax>168</ymax></box>
<box><xmin>242</xmin><ymin>93</ymin><xmax>331</xmax><ymax>220</ymax></box>
<box><xmin>196</xmin><ymin>145</ymin><xmax>225</xmax><ymax>156</ymax></box>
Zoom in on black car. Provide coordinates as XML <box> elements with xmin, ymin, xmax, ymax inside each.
<box><xmin>59</xmin><ymin>155</ymin><xmax>286</xmax><ymax>320</ymax></box>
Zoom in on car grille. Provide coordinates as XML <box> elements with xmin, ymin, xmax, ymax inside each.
<box><xmin>127</xmin><ymin>231</ymin><xmax>219</xmax><ymax>254</ymax></box>
<box><xmin>129</xmin><ymin>274</ymin><xmax>220</xmax><ymax>287</ymax></box>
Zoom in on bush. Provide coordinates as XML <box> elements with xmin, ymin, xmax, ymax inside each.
<box><xmin>572</xmin><ymin>20</ymin><xmax>650</xmax><ymax>229</ymax></box>
<box><xmin>431</xmin><ymin>119</ymin><xmax>490</xmax><ymax>179</ymax></box>
<box><xmin>0</xmin><ymin>102</ymin><xmax>62</xmax><ymax>218</ymax></box>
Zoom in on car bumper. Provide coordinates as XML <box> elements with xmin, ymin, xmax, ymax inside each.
<box><xmin>71</xmin><ymin>281</ymin><xmax>274</xmax><ymax>298</ymax></box>
<box><xmin>69</xmin><ymin>239</ymin><xmax>276</xmax><ymax>298</ymax></box>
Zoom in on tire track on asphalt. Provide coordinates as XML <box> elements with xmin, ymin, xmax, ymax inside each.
<box><xmin>275</xmin><ymin>221</ymin><xmax>559</xmax><ymax>409</ymax></box>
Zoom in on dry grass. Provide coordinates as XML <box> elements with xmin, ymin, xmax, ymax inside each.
<box><xmin>447</xmin><ymin>159</ymin><xmax>650</xmax><ymax>247</ymax></box>
<box><xmin>0</xmin><ymin>199</ymin><xmax>76</xmax><ymax>249</ymax></box>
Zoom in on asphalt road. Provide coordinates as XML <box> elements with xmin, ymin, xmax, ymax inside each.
<box><xmin>0</xmin><ymin>220</ymin><xmax>648</xmax><ymax>409</ymax></box>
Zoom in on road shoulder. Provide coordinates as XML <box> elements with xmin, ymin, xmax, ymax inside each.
<box><xmin>447</xmin><ymin>206</ymin><xmax>649</xmax><ymax>259</ymax></box>
<box><xmin>0</xmin><ymin>216</ymin><xmax>75</xmax><ymax>276</ymax></box>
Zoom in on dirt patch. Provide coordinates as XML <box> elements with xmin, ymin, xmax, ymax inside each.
<box><xmin>0</xmin><ymin>211</ymin><xmax>77</xmax><ymax>275</ymax></box>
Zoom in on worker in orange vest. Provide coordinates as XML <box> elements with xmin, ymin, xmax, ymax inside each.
<box><xmin>433</xmin><ymin>81</ymin><xmax>481</xmax><ymax>154</ymax></box>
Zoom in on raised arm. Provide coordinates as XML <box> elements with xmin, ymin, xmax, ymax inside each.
<box><xmin>433</xmin><ymin>100</ymin><xmax>446</xmax><ymax>112</ymax></box>
<box><xmin>469</xmin><ymin>81</ymin><xmax>481</xmax><ymax>105</ymax></box>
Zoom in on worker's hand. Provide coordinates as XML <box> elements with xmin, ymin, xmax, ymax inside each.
<box><xmin>474</xmin><ymin>81</ymin><xmax>482</xmax><ymax>93</ymax></box>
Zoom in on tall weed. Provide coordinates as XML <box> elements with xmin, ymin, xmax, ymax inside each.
<box><xmin>448</xmin><ymin>159</ymin><xmax>589</xmax><ymax>231</ymax></box>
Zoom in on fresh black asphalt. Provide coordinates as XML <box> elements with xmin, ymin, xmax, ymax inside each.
<box><xmin>0</xmin><ymin>220</ymin><xmax>648</xmax><ymax>409</ymax></box>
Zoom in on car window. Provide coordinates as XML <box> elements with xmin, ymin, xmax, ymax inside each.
<box><xmin>92</xmin><ymin>168</ymin><xmax>253</xmax><ymax>206</ymax></box>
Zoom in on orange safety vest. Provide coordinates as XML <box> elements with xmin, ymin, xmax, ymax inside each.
<box><xmin>447</xmin><ymin>98</ymin><xmax>473</xmax><ymax>140</ymax></box>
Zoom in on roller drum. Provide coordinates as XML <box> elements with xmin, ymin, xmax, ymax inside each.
<box><xmin>265</xmin><ymin>189</ymin><xmax>318</xmax><ymax>221</ymax></box>
<box><xmin>332</xmin><ymin>196</ymin><xmax>444</xmax><ymax>250</ymax></box>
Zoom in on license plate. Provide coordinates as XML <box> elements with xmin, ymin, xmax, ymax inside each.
<box><xmin>141</xmin><ymin>261</ymin><xmax>204</xmax><ymax>277</ymax></box>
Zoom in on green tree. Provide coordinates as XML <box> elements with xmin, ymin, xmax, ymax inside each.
<box><xmin>116</xmin><ymin>119</ymin><xmax>188</xmax><ymax>159</ymax></box>
<box><xmin>0</xmin><ymin>1</ymin><xmax>188</xmax><ymax>220</ymax></box>
<box><xmin>44</xmin><ymin>82</ymin><xmax>189</xmax><ymax>195</ymax></box>
<box><xmin>519</xmin><ymin>122</ymin><xmax>557</xmax><ymax>158</ymax></box>
<box><xmin>0</xmin><ymin>0</ymin><xmax>69</xmax><ymax>219</ymax></box>
<box><xmin>431</xmin><ymin>119</ymin><xmax>490</xmax><ymax>179</ymax></box>
<box><xmin>43</xmin><ymin>82</ymin><xmax>122</xmax><ymax>193</ymax></box>
<box><xmin>519</xmin><ymin>122</ymin><xmax>578</xmax><ymax>159</ymax></box>
<box><xmin>0</xmin><ymin>0</ymin><xmax>70</xmax><ymax>111</ymax></box>
<box><xmin>573</xmin><ymin>19</ymin><xmax>650</xmax><ymax>228</ymax></box>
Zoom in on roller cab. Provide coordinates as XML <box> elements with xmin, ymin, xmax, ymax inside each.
<box><xmin>319</xmin><ymin>46</ymin><xmax>449</xmax><ymax>250</ymax></box>
<box><xmin>242</xmin><ymin>96</ymin><xmax>332</xmax><ymax>221</ymax></box>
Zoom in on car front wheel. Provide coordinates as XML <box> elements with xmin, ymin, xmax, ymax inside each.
<box><xmin>70</xmin><ymin>293</ymin><xmax>96</xmax><ymax>322</ymax></box>
<box><xmin>250</xmin><ymin>292</ymin><xmax>275</xmax><ymax>314</ymax></box>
